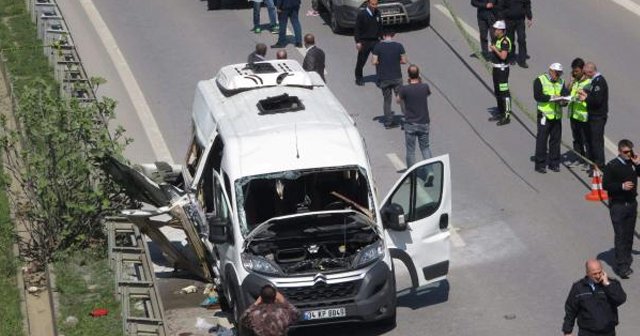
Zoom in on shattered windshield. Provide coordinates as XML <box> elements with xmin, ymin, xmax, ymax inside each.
<box><xmin>235</xmin><ymin>166</ymin><xmax>373</xmax><ymax>236</ymax></box>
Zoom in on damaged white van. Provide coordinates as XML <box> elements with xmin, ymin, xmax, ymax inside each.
<box><xmin>109</xmin><ymin>60</ymin><xmax>451</xmax><ymax>329</ymax></box>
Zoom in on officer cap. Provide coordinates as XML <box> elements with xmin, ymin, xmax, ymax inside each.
<box><xmin>493</xmin><ymin>20</ymin><xmax>506</xmax><ymax>30</ymax></box>
<box><xmin>549</xmin><ymin>63</ymin><xmax>563</xmax><ymax>72</ymax></box>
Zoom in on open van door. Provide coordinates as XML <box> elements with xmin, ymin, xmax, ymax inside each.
<box><xmin>381</xmin><ymin>154</ymin><xmax>451</xmax><ymax>288</ymax></box>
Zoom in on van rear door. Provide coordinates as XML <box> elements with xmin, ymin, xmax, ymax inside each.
<box><xmin>381</xmin><ymin>154</ymin><xmax>451</xmax><ymax>288</ymax></box>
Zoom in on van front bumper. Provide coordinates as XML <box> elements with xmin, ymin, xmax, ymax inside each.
<box><xmin>240</xmin><ymin>260</ymin><xmax>396</xmax><ymax>325</ymax></box>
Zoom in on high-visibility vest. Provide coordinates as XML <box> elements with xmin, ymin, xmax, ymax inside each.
<box><xmin>568</xmin><ymin>77</ymin><xmax>590</xmax><ymax>122</ymax></box>
<box><xmin>494</xmin><ymin>36</ymin><xmax>512</xmax><ymax>65</ymax></box>
<box><xmin>537</xmin><ymin>74</ymin><xmax>564</xmax><ymax>120</ymax></box>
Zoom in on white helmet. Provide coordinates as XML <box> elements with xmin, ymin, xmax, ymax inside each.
<box><xmin>493</xmin><ymin>20</ymin><xmax>506</xmax><ymax>30</ymax></box>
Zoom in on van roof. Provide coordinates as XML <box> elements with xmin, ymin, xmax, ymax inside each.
<box><xmin>193</xmin><ymin>60</ymin><xmax>370</xmax><ymax>179</ymax></box>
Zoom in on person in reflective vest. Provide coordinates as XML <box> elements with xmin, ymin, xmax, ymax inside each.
<box><xmin>533</xmin><ymin>63</ymin><xmax>569</xmax><ymax>173</ymax></box>
<box><xmin>488</xmin><ymin>20</ymin><xmax>512</xmax><ymax>126</ymax></box>
<box><xmin>567</xmin><ymin>58</ymin><xmax>591</xmax><ymax>166</ymax></box>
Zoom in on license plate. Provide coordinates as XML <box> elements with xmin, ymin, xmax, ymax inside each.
<box><xmin>303</xmin><ymin>307</ymin><xmax>346</xmax><ymax>320</ymax></box>
<box><xmin>381</xmin><ymin>7</ymin><xmax>402</xmax><ymax>15</ymax></box>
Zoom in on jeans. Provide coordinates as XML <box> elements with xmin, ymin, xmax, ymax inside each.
<box><xmin>253</xmin><ymin>0</ymin><xmax>277</xmax><ymax>29</ymax></box>
<box><xmin>277</xmin><ymin>6</ymin><xmax>302</xmax><ymax>45</ymax></box>
<box><xmin>405</xmin><ymin>123</ymin><xmax>432</xmax><ymax>168</ymax></box>
<box><xmin>570</xmin><ymin>118</ymin><xmax>590</xmax><ymax>160</ymax></box>
<box><xmin>379</xmin><ymin>78</ymin><xmax>402</xmax><ymax>124</ymax></box>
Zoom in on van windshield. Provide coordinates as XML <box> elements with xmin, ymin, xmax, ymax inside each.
<box><xmin>235</xmin><ymin>166</ymin><xmax>373</xmax><ymax>236</ymax></box>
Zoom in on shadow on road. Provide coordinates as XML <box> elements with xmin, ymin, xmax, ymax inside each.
<box><xmin>397</xmin><ymin>279</ymin><xmax>449</xmax><ymax>310</ymax></box>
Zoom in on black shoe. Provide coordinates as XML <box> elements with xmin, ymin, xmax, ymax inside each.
<box><xmin>271</xmin><ymin>43</ymin><xmax>286</xmax><ymax>48</ymax></box>
<box><xmin>488</xmin><ymin>114</ymin><xmax>502</xmax><ymax>121</ymax></box>
<box><xmin>549</xmin><ymin>166</ymin><xmax>560</xmax><ymax>172</ymax></box>
<box><xmin>518</xmin><ymin>61</ymin><xmax>529</xmax><ymax>68</ymax></box>
<box><xmin>535</xmin><ymin>168</ymin><xmax>547</xmax><ymax>174</ymax></box>
<box><xmin>294</xmin><ymin>43</ymin><xmax>303</xmax><ymax>48</ymax></box>
<box><xmin>618</xmin><ymin>268</ymin><xmax>633</xmax><ymax>279</ymax></box>
<box><xmin>355</xmin><ymin>78</ymin><xmax>364</xmax><ymax>86</ymax></box>
<box><xmin>496</xmin><ymin>117</ymin><xmax>511</xmax><ymax>126</ymax></box>
<box><xmin>526</xmin><ymin>54</ymin><xmax>531</xmax><ymax>60</ymax></box>
<box><xmin>384</xmin><ymin>122</ymin><xmax>399</xmax><ymax>129</ymax></box>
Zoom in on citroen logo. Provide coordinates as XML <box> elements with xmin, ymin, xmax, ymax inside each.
<box><xmin>313</xmin><ymin>273</ymin><xmax>327</xmax><ymax>285</ymax></box>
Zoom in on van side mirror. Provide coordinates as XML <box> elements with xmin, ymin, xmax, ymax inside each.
<box><xmin>381</xmin><ymin>203</ymin><xmax>407</xmax><ymax>231</ymax></box>
<box><xmin>207</xmin><ymin>214</ymin><xmax>232</xmax><ymax>244</ymax></box>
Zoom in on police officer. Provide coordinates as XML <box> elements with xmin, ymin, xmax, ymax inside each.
<box><xmin>488</xmin><ymin>20</ymin><xmax>512</xmax><ymax>126</ymax></box>
<box><xmin>533</xmin><ymin>63</ymin><xmax>569</xmax><ymax>173</ymax></box>
<box><xmin>354</xmin><ymin>0</ymin><xmax>382</xmax><ymax>86</ymax></box>
<box><xmin>471</xmin><ymin>0</ymin><xmax>496</xmax><ymax>59</ymax></box>
<box><xmin>578</xmin><ymin>62</ymin><xmax>609</xmax><ymax>172</ymax></box>
<box><xmin>567</xmin><ymin>58</ymin><xmax>591</xmax><ymax>165</ymax></box>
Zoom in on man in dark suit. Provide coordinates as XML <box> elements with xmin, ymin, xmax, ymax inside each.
<box><xmin>302</xmin><ymin>33</ymin><xmax>326</xmax><ymax>82</ymax></box>
<box><xmin>247</xmin><ymin>43</ymin><xmax>268</xmax><ymax>63</ymax></box>
<box><xmin>497</xmin><ymin>0</ymin><xmax>532</xmax><ymax>68</ymax></box>
<box><xmin>354</xmin><ymin>0</ymin><xmax>382</xmax><ymax>86</ymax></box>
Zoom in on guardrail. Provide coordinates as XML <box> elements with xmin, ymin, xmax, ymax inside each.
<box><xmin>26</xmin><ymin>0</ymin><xmax>95</xmax><ymax>101</ymax></box>
<box><xmin>106</xmin><ymin>217</ymin><xmax>168</xmax><ymax>336</ymax></box>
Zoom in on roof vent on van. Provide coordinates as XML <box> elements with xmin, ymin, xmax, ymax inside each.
<box><xmin>257</xmin><ymin>93</ymin><xmax>304</xmax><ymax>115</ymax></box>
<box><xmin>216</xmin><ymin>60</ymin><xmax>313</xmax><ymax>94</ymax></box>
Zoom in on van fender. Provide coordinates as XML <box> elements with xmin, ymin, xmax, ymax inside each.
<box><xmin>388</xmin><ymin>247</ymin><xmax>419</xmax><ymax>288</ymax></box>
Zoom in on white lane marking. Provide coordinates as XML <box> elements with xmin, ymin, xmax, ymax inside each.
<box><xmin>611</xmin><ymin>0</ymin><xmax>640</xmax><ymax>17</ymax></box>
<box><xmin>434</xmin><ymin>4</ymin><xmax>479</xmax><ymax>42</ymax></box>
<box><xmin>434</xmin><ymin>3</ymin><xmax>618</xmax><ymax>157</ymax></box>
<box><xmin>450</xmin><ymin>225</ymin><xmax>466</xmax><ymax>247</ymax></box>
<box><xmin>79</xmin><ymin>0</ymin><xmax>174</xmax><ymax>163</ymax></box>
<box><xmin>386</xmin><ymin>153</ymin><xmax>406</xmax><ymax>171</ymax></box>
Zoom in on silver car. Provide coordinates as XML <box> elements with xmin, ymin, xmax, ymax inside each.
<box><xmin>312</xmin><ymin>0</ymin><xmax>431</xmax><ymax>33</ymax></box>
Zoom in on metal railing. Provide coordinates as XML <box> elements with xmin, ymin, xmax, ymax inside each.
<box><xmin>106</xmin><ymin>217</ymin><xmax>168</xmax><ymax>336</ymax></box>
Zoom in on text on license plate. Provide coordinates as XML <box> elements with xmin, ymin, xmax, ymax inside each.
<box><xmin>303</xmin><ymin>307</ymin><xmax>346</xmax><ymax>320</ymax></box>
<box><xmin>381</xmin><ymin>7</ymin><xmax>402</xmax><ymax>15</ymax></box>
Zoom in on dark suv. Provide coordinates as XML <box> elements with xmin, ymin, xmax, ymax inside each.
<box><xmin>312</xmin><ymin>0</ymin><xmax>430</xmax><ymax>33</ymax></box>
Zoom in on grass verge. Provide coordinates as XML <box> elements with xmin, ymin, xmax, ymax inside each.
<box><xmin>55</xmin><ymin>249</ymin><xmax>122</xmax><ymax>336</ymax></box>
<box><xmin>0</xmin><ymin>171</ymin><xmax>22</xmax><ymax>336</ymax></box>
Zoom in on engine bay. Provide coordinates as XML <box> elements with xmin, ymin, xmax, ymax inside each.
<box><xmin>245</xmin><ymin>211</ymin><xmax>381</xmax><ymax>275</ymax></box>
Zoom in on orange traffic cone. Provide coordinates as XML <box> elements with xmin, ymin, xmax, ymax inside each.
<box><xmin>585</xmin><ymin>168</ymin><xmax>608</xmax><ymax>201</ymax></box>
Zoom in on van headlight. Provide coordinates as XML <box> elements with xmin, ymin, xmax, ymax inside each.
<box><xmin>352</xmin><ymin>241</ymin><xmax>385</xmax><ymax>268</ymax></box>
<box><xmin>242</xmin><ymin>254</ymin><xmax>282</xmax><ymax>275</ymax></box>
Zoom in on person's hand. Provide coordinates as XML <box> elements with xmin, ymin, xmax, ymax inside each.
<box><xmin>486</xmin><ymin>3</ymin><xmax>494</xmax><ymax>9</ymax></box>
<box><xmin>600</xmin><ymin>271</ymin><xmax>610</xmax><ymax>286</ymax></box>
<box><xmin>622</xmin><ymin>181</ymin><xmax>635</xmax><ymax>191</ymax></box>
<box><xmin>275</xmin><ymin>291</ymin><xmax>286</xmax><ymax>304</ymax></box>
<box><xmin>255</xmin><ymin>296</ymin><xmax>263</xmax><ymax>305</ymax></box>
<box><xmin>631</xmin><ymin>154</ymin><xmax>640</xmax><ymax>165</ymax></box>
<box><xmin>577</xmin><ymin>90</ymin><xmax>587</xmax><ymax>101</ymax></box>
<box><xmin>527</xmin><ymin>18</ymin><xmax>533</xmax><ymax>28</ymax></box>
<box><xmin>356</xmin><ymin>42</ymin><xmax>362</xmax><ymax>51</ymax></box>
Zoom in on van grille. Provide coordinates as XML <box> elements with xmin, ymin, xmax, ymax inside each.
<box><xmin>282</xmin><ymin>281</ymin><xmax>360</xmax><ymax>307</ymax></box>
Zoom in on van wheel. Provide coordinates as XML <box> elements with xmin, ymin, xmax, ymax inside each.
<box><xmin>375</xmin><ymin>311</ymin><xmax>397</xmax><ymax>330</ymax></box>
<box><xmin>329</xmin><ymin>9</ymin><xmax>344</xmax><ymax>34</ymax></box>
<box><xmin>207</xmin><ymin>0</ymin><xmax>222</xmax><ymax>10</ymax></box>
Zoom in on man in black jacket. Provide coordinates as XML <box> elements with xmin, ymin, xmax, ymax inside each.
<box><xmin>579</xmin><ymin>62</ymin><xmax>609</xmax><ymax>171</ymax></box>
<box><xmin>563</xmin><ymin>259</ymin><xmax>626</xmax><ymax>336</ymax></box>
<box><xmin>497</xmin><ymin>0</ymin><xmax>532</xmax><ymax>68</ymax></box>
<box><xmin>354</xmin><ymin>0</ymin><xmax>382</xmax><ymax>86</ymax></box>
<box><xmin>471</xmin><ymin>0</ymin><xmax>496</xmax><ymax>59</ymax></box>
<box><xmin>603</xmin><ymin>139</ymin><xmax>640</xmax><ymax>279</ymax></box>
<box><xmin>302</xmin><ymin>33</ymin><xmax>326</xmax><ymax>82</ymax></box>
<box><xmin>272</xmin><ymin>0</ymin><xmax>302</xmax><ymax>48</ymax></box>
